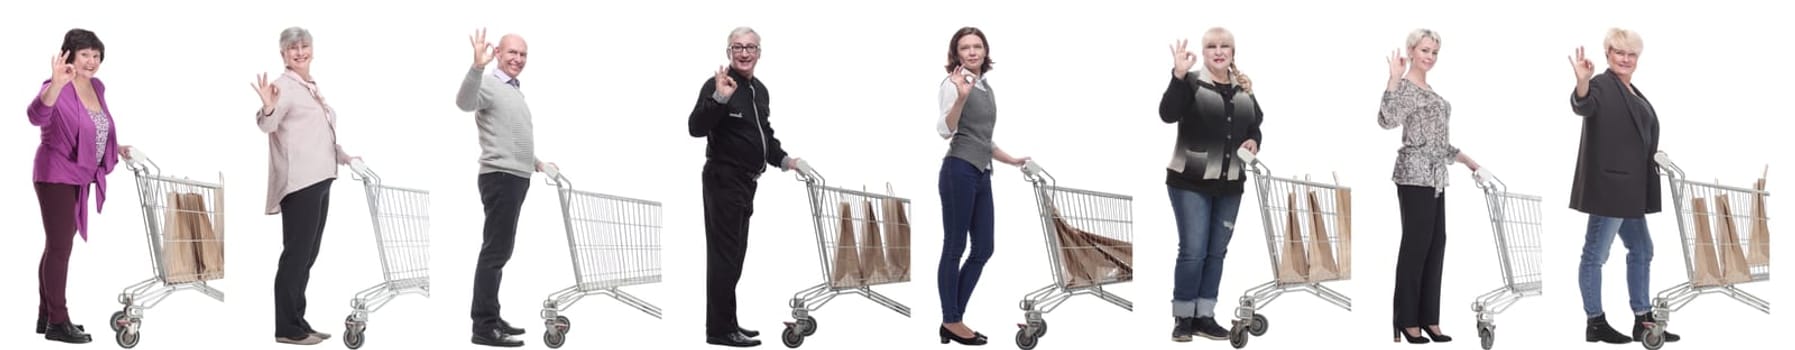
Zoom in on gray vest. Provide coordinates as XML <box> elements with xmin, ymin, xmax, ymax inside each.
<box><xmin>946</xmin><ymin>78</ymin><xmax>997</xmax><ymax>170</ymax></box>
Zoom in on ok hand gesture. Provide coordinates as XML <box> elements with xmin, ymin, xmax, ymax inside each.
<box><xmin>1569</xmin><ymin>46</ymin><xmax>1595</xmax><ymax>82</ymax></box>
<box><xmin>1386</xmin><ymin>49</ymin><xmax>1408</xmax><ymax>82</ymax></box>
<box><xmin>1170</xmin><ymin>39</ymin><xmax>1196</xmax><ymax>80</ymax></box>
<box><xmin>714</xmin><ymin>65</ymin><xmax>738</xmax><ymax>98</ymax></box>
<box><xmin>51</xmin><ymin>51</ymin><xmax>76</xmax><ymax>86</ymax></box>
<box><xmin>951</xmin><ymin>66</ymin><xmax>974</xmax><ymax>98</ymax></box>
<box><xmin>470</xmin><ymin>28</ymin><xmax>495</xmax><ymax>68</ymax></box>
<box><xmin>252</xmin><ymin>73</ymin><xmax>281</xmax><ymax>113</ymax></box>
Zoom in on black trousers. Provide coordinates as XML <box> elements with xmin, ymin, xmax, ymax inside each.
<box><xmin>702</xmin><ymin>162</ymin><xmax>759</xmax><ymax>337</ymax></box>
<box><xmin>1392</xmin><ymin>184</ymin><xmax>1447</xmax><ymax>328</ymax></box>
<box><xmin>274</xmin><ymin>178</ymin><xmax>333</xmax><ymax>339</ymax></box>
<box><xmin>471</xmin><ymin>172</ymin><xmax>531</xmax><ymax>333</ymax></box>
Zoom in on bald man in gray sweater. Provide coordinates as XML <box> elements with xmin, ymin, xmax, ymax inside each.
<box><xmin>456</xmin><ymin>28</ymin><xmax>548</xmax><ymax>348</ymax></box>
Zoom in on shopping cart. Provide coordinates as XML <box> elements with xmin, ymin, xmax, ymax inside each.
<box><xmin>1228</xmin><ymin>149</ymin><xmax>1352</xmax><ymax>349</ymax></box>
<box><xmin>1641</xmin><ymin>152</ymin><xmax>1772</xmax><ymax>350</ymax></box>
<box><xmin>1013</xmin><ymin>160</ymin><xmax>1134</xmax><ymax>350</ymax></box>
<box><xmin>1467</xmin><ymin>169</ymin><xmax>1544</xmax><ymax>350</ymax></box>
<box><xmin>107</xmin><ymin>147</ymin><xmax>226</xmax><ymax>349</ymax></box>
<box><xmin>535</xmin><ymin>164</ymin><xmax>663</xmax><ymax>349</ymax></box>
<box><xmin>340</xmin><ymin>159</ymin><xmax>431</xmax><ymax>349</ymax></box>
<box><xmin>780</xmin><ymin>163</ymin><xmax>913</xmax><ymax>348</ymax></box>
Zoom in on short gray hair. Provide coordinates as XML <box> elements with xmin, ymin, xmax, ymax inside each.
<box><xmin>728</xmin><ymin>26</ymin><xmax>758</xmax><ymax>44</ymax></box>
<box><xmin>1406</xmin><ymin>28</ymin><xmax>1440</xmax><ymax>50</ymax></box>
<box><xmin>279</xmin><ymin>27</ymin><xmax>312</xmax><ymax>49</ymax></box>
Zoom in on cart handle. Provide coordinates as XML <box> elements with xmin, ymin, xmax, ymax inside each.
<box><xmin>1020</xmin><ymin>159</ymin><xmax>1055</xmax><ymax>186</ymax></box>
<box><xmin>1236</xmin><ymin>147</ymin><xmax>1271</xmax><ymax>176</ymax></box>
<box><xmin>1473</xmin><ymin>167</ymin><xmax>1506</xmax><ymax>193</ymax></box>
<box><xmin>348</xmin><ymin>158</ymin><xmax>381</xmax><ymax>184</ymax></box>
<box><xmin>791</xmin><ymin>159</ymin><xmax>823</xmax><ymax>185</ymax></box>
<box><xmin>540</xmin><ymin>162</ymin><xmax>572</xmax><ymax>188</ymax></box>
<box><xmin>1654</xmin><ymin>151</ymin><xmax>1685</xmax><ymax>179</ymax></box>
<box><xmin>122</xmin><ymin>146</ymin><xmax>160</xmax><ymax>175</ymax></box>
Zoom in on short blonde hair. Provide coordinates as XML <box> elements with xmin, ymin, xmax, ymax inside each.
<box><xmin>1604</xmin><ymin>28</ymin><xmax>1643</xmax><ymax>53</ymax></box>
<box><xmin>1406</xmin><ymin>28</ymin><xmax>1440</xmax><ymax>50</ymax></box>
<box><xmin>1202</xmin><ymin>27</ymin><xmax>1235</xmax><ymax>49</ymax></box>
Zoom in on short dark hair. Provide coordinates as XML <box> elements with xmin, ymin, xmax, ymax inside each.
<box><xmin>61</xmin><ymin>28</ymin><xmax>105</xmax><ymax>64</ymax></box>
<box><xmin>944</xmin><ymin>27</ymin><xmax>992</xmax><ymax>73</ymax></box>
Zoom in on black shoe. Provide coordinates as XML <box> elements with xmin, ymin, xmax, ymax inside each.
<box><xmin>1195</xmin><ymin>317</ymin><xmax>1229</xmax><ymax>340</ymax></box>
<box><xmin>738</xmin><ymin>327</ymin><xmax>760</xmax><ymax>338</ymax></box>
<box><xmin>1631</xmin><ymin>313</ymin><xmax>1681</xmax><ymax>343</ymax></box>
<box><xmin>1170</xmin><ymin>317</ymin><xmax>1196</xmax><ymax>342</ymax></box>
<box><xmin>44</xmin><ymin>322</ymin><xmax>92</xmax><ymax>344</ymax></box>
<box><xmin>1421</xmin><ymin>326</ymin><xmax>1453</xmax><ymax>342</ymax></box>
<box><xmin>471</xmin><ymin>329</ymin><xmax>524</xmax><ymax>347</ymax></box>
<box><xmin>938</xmin><ymin>326</ymin><xmax>988</xmax><ymax>346</ymax></box>
<box><xmin>707</xmin><ymin>332</ymin><xmax>762</xmax><ymax>347</ymax></box>
<box><xmin>1395</xmin><ymin>327</ymin><xmax>1430</xmax><ymax>344</ymax></box>
<box><xmin>1586</xmin><ymin>315</ymin><xmax>1632</xmax><ymax>344</ymax></box>
<box><xmin>35</xmin><ymin>318</ymin><xmax>83</xmax><ymax>334</ymax></box>
<box><xmin>498</xmin><ymin>320</ymin><xmax>526</xmax><ymax>336</ymax></box>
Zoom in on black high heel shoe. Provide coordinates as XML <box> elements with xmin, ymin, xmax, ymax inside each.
<box><xmin>1394</xmin><ymin>327</ymin><xmax>1430</xmax><ymax>344</ymax></box>
<box><xmin>1422</xmin><ymin>326</ymin><xmax>1453</xmax><ymax>343</ymax></box>
<box><xmin>939</xmin><ymin>326</ymin><xmax>988</xmax><ymax>346</ymax></box>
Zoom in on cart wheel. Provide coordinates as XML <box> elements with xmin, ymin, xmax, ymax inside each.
<box><xmin>782</xmin><ymin>326</ymin><xmax>804</xmax><ymax>348</ymax></box>
<box><xmin>110</xmin><ymin>311</ymin><xmax>127</xmax><ymax>332</ymax></box>
<box><xmin>1229</xmin><ymin>323</ymin><xmax>1249</xmax><ymax>349</ymax></box>
<box><xmin>1478</xmin><ymin>325</ymin><xmax>1494</xmax><ymax>350</ymax></box>
<box><xmin>1034</xmin><ymin>321</ymin><xmax>1047</xmax><ymax>338</ymax></box>
<box><xmin>1641</xmin><ymin>327</ymin><xmax>1664</xmax><ymax>350</ymax></box>
<box><xmin>345</xmin><ymin>327</ymin><xmax>366</xmax><ymax>349</ymax></box>
<box><xmin>117</xmin><ymin>329</ymin><xmax>140</xmax><ymax>349</ymax></box>
<box><xmin>1014</xmin><ymin>328</ymin><xmax>1039</xmax><ymax>350</ymax></box>
<box><xmin>1248</xmin><ymin>314</ymin><xmax>1269</xmax><ymax>336</ymax></box>
<box><xmin>797</xmin><ymin>316</ymin><xmax>817</xmax><ymax>336</ymax></box>
<box><xmin>545</xmin><ymin>328</ymin><xmax>566</xmax><ymax>349</ymax></box>
<box><xmin>555</xmin><ymin>316</ymin><xmax>571</xmax><ymax>332</ymax></box>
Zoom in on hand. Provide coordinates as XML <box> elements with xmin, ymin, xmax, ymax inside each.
<box><xmin>51</xmin><ymin>51</ymin><xmax>76</xmax><ymax>86</ymax></box>
<box><xmin>1569</xmin><ymin>46</ymin><xmax>1595</xmax><ymax>82</ymax></box>
<box><xmin>1240</xmin><ymin>139</ymin><xmax>1259</xmax><ymax>155</ymax></box>
<box><xmin>1386</xmin><ymin>49</ymin><xmax>1408</xmax><ymax>82</ymax></box>
<box><xmin>536</xmin><ymin>161</ymin><xmax>557</xmax><ymax>172</ymax></box>
<box><xmin>1170</xmin><ymin>39</ymin><xmax>1196</xmax><ymax>79</ymax></box>
<box><xmin>470</xmin><ymin>28</ymin><xmax>495</xmax><ymax>68</ymax></box>
<box><xmin>714</xmin><ymin>65</ymin><xmax>738</xmax><ymax>98</ymax></box>
<box><xmin>118</xmin><ymin>145</ymin><xmax>135</xmax><ymax>160</ymax></box>
<box><xmin>252</xmin><ymin>73</ymin><xmax>281</xmax><ymax>113</ymax></box>
<box><xmin>1008</xmin><ymin>156</ymin><xmax>1032</xmax><ymax>167</ymax></box>
<box><xmin>950</xmin><ymin>66</ymin><xmax>973</xmax><ymax>98</ymax></box>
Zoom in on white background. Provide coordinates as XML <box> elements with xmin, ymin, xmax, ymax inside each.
<box><xmin>0</xmin><ymin>0</ymin><xmax>1786</xmax><ymax>349</ymax></box>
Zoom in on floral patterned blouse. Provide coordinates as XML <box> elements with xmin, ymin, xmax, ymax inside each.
<box><xmin>1378</xmin><ymin>79</ymin><xmax>1459</xmax><ymax>195</ymax></box>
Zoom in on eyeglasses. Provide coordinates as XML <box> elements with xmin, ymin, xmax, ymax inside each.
<box><xmin>1608</xmin><ymin>48</ymin><xmax>1640</xmax><ymax>59</ymax></box>
<box><xmin>730</xmin><ymin>44</ymin><xmax>760</xmax><ymax>53</ymax></box>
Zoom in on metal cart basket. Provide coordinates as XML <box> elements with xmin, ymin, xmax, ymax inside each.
<box><xmin>1013</xmin><ymin>160</ymin><xmax>1134</xmax><ymax>350</ymax></box>
<box><xmin>107</xmin><ymin>148</ymin><xmax>226</xmax><ymax>349</ymax></box>
<box><xmin>341</xmin><ymin>159</ymin><xmax>431</xmax><ymax>349</ymax></box>
<box><xmin>535</xmin><ymin>166</ymin><xmax>663</xmax><ymax>349</ymax></box>
<box><xmin>1641</xmin><ymin>152</ymin><xmax>1771</xmax><ymax>350</ymax></box>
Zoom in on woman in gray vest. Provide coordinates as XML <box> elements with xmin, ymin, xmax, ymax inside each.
<box><xmin>935</xmin><ymin>26</ymin><xmax>1029</xmax><ymax>346</ymax></box>
<box><xmin>1157</xmin><ymin>27</ymin><xmax>1263</xmax><ymax>343</ymax></box>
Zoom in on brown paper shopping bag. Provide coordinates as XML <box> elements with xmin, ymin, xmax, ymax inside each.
<box><xmin>160</xmin><ymin>193</ymin><xmax>201</xmax><ymax>284</ymax></box>
<box><xmin>881</xmin><ymin>196</ymin><xmax>911</xmax><ymax>282</ymax></box>
<box><xmin>1335</xmin><ymin>187</ymin><xmax>1353</xmax><ymax>279</ymax></box>
<box><xmin>1689</xmin><ymin>198</ymin><xmax>1724</xmax><ymax>287</ymax></box>
<box><xmin>1084</xmin><ymin>226</ymin><xmax>1134</xmax><ymax>283</ymax></box>
<box><xmin>830</xmin><ymin>202</ymin><xmax>863</xmax><ymax>288</ymax></box>
<box><xmin>1713</xmin><ymin>196</ymin><xmax>1753</xmax><ymax>284</ymax></box>
<box><xmin>1305</xmin><ymin>191</ymin><xmax>1340</xmax><ymax>281</ymax></box>
<box><xmin>1051</xmin><ymin>211</ymin><xmax>1094</xmax><ymax>288</ymax></box>
<box><xmin>1276</xmin><ymin>192</ymin><xmax>1311</xmax><ymax>283</ymax></box>
<box><xmin>184</xmin><ymin>193</ymin><xmax>225</xmax><ymax>281</ymax></box>
<box><xmin>1748</xmin><ymin>175</ymin><xmax>1770</xmax><ymax>266</ymax></box>
<box><xmin>859</xmin><ymin>200</ymin><xmax>889</xmax><ymax>283</ymax></box>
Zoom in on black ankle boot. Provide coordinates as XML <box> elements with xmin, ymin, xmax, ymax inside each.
<box><xmin>1585</xmin><ymin>315</ymin><xmax>1631</xmax><ymax>344</ymax></box>
<box><xmin>44</xmin><ymin>322</ymin><xmax>92</xmax><ymax>344</ymax></box>
<box><xmin>35</xmin><ymin>318</ymin><xmax>84</xmax><ymax>335</ymax></box>
<box><xmin>1631</xmin><ymin>313</ymin><xmax>1681</xmax><ymax>343</ymax></box>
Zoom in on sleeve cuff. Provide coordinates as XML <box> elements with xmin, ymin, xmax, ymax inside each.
<box><xmin>711</xmin><ymin>90</ymin><xmax>731</xmax><ymax>104</ymax></box>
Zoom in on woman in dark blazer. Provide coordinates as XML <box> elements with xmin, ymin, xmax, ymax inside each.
<box><xmin>1566</xmin><ymin>28</ymin><xmax>1680</xmax><ymax>345</ymax></box>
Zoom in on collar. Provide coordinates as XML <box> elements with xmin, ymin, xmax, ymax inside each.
<box><xmin>1194</xmin><ymin>67</ymin><xmax>1235</xmax><ymax>88</ymax></box>
<box><xmin>492</xmin><ymin>68</ymin><xmax>519</xmax><ymax>88</ymax></box>
<box><xmin>282</xmin><ymin>69</ymin><xmax>314</xmax><ymax>85</ymax></box>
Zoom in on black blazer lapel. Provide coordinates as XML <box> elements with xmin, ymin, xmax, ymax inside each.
<box><xmin>1609</xmin><ymin>72</ymin><xmax>1654</xmax><ymax>156</ymax></box>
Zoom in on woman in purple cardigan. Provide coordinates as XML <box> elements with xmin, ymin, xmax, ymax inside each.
<box><xmin>27</xmin><ymin>28</ymin><xmax>133</xmax><ymax>345</ymax></box>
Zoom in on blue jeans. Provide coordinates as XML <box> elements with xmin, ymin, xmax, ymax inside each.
<box><xmin>938</xmin><ymin>157</ymin><xmax>994</xmax><ymax>324</ymax></box>
<box><xmin>1578</xmin><ymin>215</ymin><xmax>1654</xmax><ymax>318</ymax></box>
<box><xmin>1168</xmin><ymin>186</ymin><xmax>1242</xmax><ymax>318</ymax></box>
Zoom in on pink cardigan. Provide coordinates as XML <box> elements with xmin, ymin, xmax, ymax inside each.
<box><xmin>27</xmin><ymin>78</ymin><xmax>120</xmax><ymax>241</ymax></box>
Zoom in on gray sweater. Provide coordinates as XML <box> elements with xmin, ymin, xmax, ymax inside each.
<box><xmin>942</xmin><ymin>76</ymin><xmax>997</xmax><ymax>170</ymax></box>
<box><xmin>455</xmin><ymin>67</ymin><xmax>536</xmax><ymax>178</ymax></box>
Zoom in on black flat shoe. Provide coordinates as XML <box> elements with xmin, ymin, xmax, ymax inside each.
<box><xmin>471</xmin><ymin>329</ymin><xmax>524</xmax><ymax>347</ymax></box>
<box><xmin>498</xmin><ymin>320</ymin><xmax>526</xmax><ymax>336</ymax></box>
<box><xmin>1422</xmin><ymin>326</ymin><xmax>1453</xmax><ymax>342</ymax></box>
<box><xmin>738</xmin><ymin>327</ymin><xmax>760</xmax><ymax>338</ymax></box>
<box><xmin>1394</xmin><ymin>327</ymin><xmax>1429</xmax><ymax>344</ymax></box>
<box><xmin>707</xmin><ymin>332</ymin><xmax>762</xmax><ymax>347</ymax></box>
<box><xmin>35</xmin><ymin>318</ymin><xmax>83</xmax><ymax>334</ymax></box>
<box><xmin>1586</xmin><ymin>314</ymin><xmax>1632</xmax><ymax>344</ymax></box>
<box><xmin>939</xmin><ymin>326</ymin><xmax>988</xmax><ymax>346</ymax></box>
<box><xmin>44</xmin><ymin>322</ymin><xmax>92</xmax><ymax>344</ymax></box>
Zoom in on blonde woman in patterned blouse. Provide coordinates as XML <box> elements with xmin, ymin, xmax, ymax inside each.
<box><xmin>1378</xmin><ymin>28</ymin><xmax>1480</xmax><ymax>345</ymax></box>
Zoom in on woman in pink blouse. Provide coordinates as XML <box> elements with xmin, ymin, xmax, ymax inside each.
<box><xmin>27</xmin><ymin>28</ymin><xmax>134</xmax><ymax>345</ymax></box>
<box><xmin>252</xmin><ymin>26</ymin><xmax>357</xmax><ymax>346</ymax></box>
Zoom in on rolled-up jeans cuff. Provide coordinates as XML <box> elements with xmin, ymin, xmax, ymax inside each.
<box><xmin>1197</xmin><ymin>299</ymin><xmax>1219</xmax><ymax>318</ymax></box>
<box><xmin>1172</xmin><ymin>300</ymin><xmax>1197</xmax><ymax>317</ymax></box>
